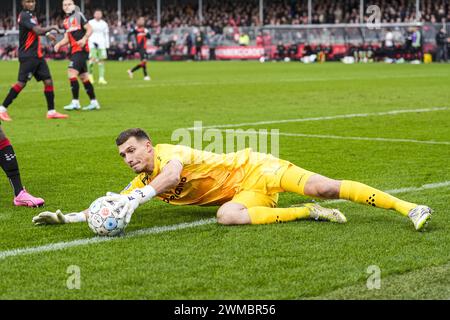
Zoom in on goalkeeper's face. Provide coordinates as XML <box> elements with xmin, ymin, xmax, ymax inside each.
<box><xmin>118</xmin><ymin>137</ymin><xmax>154</xmax><ymax>174</ymax></box>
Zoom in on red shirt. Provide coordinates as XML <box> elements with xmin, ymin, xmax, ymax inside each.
<box><xmin>63</xmin><ymin>11</ymin><xmax>89</xmax><ymax>55</ymax></box>
<box><xmin>128</xmin><ymin>27</ymin><xmax>151</xmax><ymax>49</ymax></box>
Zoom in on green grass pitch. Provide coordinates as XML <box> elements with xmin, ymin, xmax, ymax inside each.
<box><xmin>0</xmin><ymin>60</ymin><xmax>449</xmax><ymax>299</ymax></box>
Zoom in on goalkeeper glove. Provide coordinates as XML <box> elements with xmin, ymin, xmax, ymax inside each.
<box><xmin>32</xmin><ymin>210</ymin><xmax>86</xmax><ymax>225</ymax></box>
<box><xmin>104</xmin><ymin>185</ymin><xmax>156</xmax><ymax>224</ymax></box>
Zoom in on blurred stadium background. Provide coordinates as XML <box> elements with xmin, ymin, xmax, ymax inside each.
<box><xmin>0</xmin><ymin>0</ymin><xmax>449</xmax><ymax>63</ymax></box>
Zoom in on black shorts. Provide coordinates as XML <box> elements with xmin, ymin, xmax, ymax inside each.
<box><xmin>18</xmin><ymin>57</ymin><xmax>52</xmax><ymax>82</ymax></box>
<box><xmin>69</xmin><ymin>51</ymin><xmax>89</xmax><ymax>74</ymax></box>
<box><xmin>138</xmin><ymin>48</ymin><xmax>148</xmax><ymax>61</ymax></box>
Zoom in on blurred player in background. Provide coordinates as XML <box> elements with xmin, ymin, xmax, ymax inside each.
<box><xmin>0</xmin><ymin>0</ymin><xmax>68</xmax><ymax>121</ymax></box>
<box><xmin>127</xmin><ymin>17</ymin><xmax>151</xmax><ymax>81</ymax></box>
<box><xmin>88</xmin><ymin>9</ymin><xmax>109</xmax><ymax>85</ymax></box>
<box><xmin>55</xmin><ymin>0</ymin><xmax>100</xmax><ymax>111</ymax></box>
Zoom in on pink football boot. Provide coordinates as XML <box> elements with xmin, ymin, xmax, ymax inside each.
<box><xmin>0</xmin><ymin>111</ymin><xmax>12</xmax><ymax>121</ymax></box>
<box><xmin>47</xmin><ymin>111</ymin><xmax>69</xmax><ymax>119</ymax></box>
<box><xmin>13</xmin><ymin>188</ymin><xmax>45</xmax><ymax>207</ymax></box>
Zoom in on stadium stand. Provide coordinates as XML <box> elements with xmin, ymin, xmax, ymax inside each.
<box><xmin>0</xmin><ymin>0</ymin><xmax>449</xmax><ymax>62</ymax></box>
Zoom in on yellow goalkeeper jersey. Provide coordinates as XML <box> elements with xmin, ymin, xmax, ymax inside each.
<box><xmin>120</xmin><ymin>144</ymin><xmax>290</xmax><ymax>206</ymax></box>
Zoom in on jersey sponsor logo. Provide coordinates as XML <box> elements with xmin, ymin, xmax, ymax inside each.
<box><xmin>30</xmin><ymin>17</ymin><xmax>38</xmax><ymax>25</ymax></box>
<box><xmin>141</xmin><ymin>173</ymin><xmax>149</xmax><ymax>184</ymax></box>
<box><xmin>163</xmin><ymin>177</ymin><xmax>187</xmax><ymax>203</ymax></box>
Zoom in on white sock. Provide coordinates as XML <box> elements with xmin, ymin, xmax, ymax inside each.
<box><xmin>72</xmin><ymin>99</ymin><xmax>80</xmax><ymax>105</ymax></box>
<box><xmin>47</xmin><ymin>109</ymin><xmax>55</xmax><ymax>115</ymax></box>
<box><xmin>91</xmin><ymin>99</ymin><xmax>98</xmax><ymax>105</ymax></box>
<box><xmin>0</xmin><ymin>106</ymin><xmax>7</xmax><ymax>113</ymax></box>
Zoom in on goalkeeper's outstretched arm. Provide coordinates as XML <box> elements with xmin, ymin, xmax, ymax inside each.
<box><xmin>32</xmin><ymin>159</ymin><xmax>183</xmax><ymax>226</ymax></box>
<box><xmin>105</xmin><ymin>159</ymin><xmax>183</xmax><ymax>224</ymax></box>
<box><xmin>148</xmin><ymin>159</ymin><xmax>183</xmax><ymax>194</ymax></box>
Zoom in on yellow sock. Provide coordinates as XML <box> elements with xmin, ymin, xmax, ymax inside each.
<box><xmin>339</xmin><ymin>180</ymin><xmax>417</xmax><ymax>216</ymax></box>
<box><xmin>248</xmin><ymin>206</ymin><xmax>311</xmax><ymax>224</ymax></box>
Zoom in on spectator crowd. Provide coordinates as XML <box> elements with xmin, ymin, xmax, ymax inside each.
<box><xmin>1</xmin><ymin>0</ymin><xmax>449</xmax><ymax>31</ymax></box>
<box><xmin>1</xmin><ymin>0</ymin><xmax>448</xmax><ymax>62</ymax></box>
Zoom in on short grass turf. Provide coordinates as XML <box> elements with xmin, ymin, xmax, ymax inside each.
<box><xmin>0</xmin><ymin>60</ymin><xmax>449</xmax><ymax>299</ymax></box>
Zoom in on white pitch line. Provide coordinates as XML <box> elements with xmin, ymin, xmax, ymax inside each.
<box><xmin>188</xmin><ymin>107</ymin><xmax>449</xmax><ymax>130</ymax></box>
<box><xmin>271</xmin><ymin>132</ymin><xmax>450</xmax><ymax>146</ymax></box>
<box><xmin>0</xmin><ymin>218</ymin><xmax>216</xmax><ymax>261</ymax></box>
<box><xmin>217</xmin><ymin>129</ymin><xmax>450</xmax><ymax>146</ymax></box>
<box><xmin>1</xmin><ymin>181</ymin><xmax>449</xmax><ymax>261</ymax></box>
<box><xmin>20</xmin><ymin>72</ymin><xmax>450</xmax><ymax>94</ymax></box>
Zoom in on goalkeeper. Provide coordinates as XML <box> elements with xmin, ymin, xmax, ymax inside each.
<box><xmin>33</xmin><ymin>128</ymin><xmax>432</xmax><ymax>231</ymax></box>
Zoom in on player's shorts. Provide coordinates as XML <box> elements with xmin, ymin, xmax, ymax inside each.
<box><xmin>18</xmin><ymin>57</ymin><xmax>52</xmax><ymax>82</ymax></box>
<box><xmin>89</xmin><ymin>47</ymin><xmax>107</xmax><ymax>60</ymax></box>
<box><xmin>69</xmin><ymin>51</ymin><xmax>89</xmax><ymax>74</ymax></box>
<box><xmin>138</xmin><ymin>48</ymin><xmax>148</xmax><ymax>61</ymax></box>
<box><xmin>230</xmin><ymin>153</ymin><xmax>315</xmax><ymax>209</ymax></box>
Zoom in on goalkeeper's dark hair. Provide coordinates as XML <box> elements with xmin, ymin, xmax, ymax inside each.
<box><xmin>116</xmin><ymin>128</ymin><xmax>152</xmax><ymax>146</ymax></box>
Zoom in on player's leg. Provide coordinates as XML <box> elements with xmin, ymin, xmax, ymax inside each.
<box><xmin>140</xmin><ymin>53</ymin><xmax>150</xmax><ymax>81</ymax></box>
<box><xmin>142</xmin><ymin>60</ymin><xmax>150</xmax><ymax>81</ymax></box>
<box><xmin>0</xmin><ymin>82</ymin><xmax>26</xmax><ymax>121</ymax></box>
<box><xmin>64</xmin><ymin>65</ymin><xmax>82</xmax><ymax>111</ymax></box>
<box><xmin>281</xmin><ymin>165</ymin><xmax>431</xmax><ymax>230</ymax></box>
<box><xmin>87</xmin><ymin>58</ymin><xmax>95</xmax><ymax>83</ymax></box>
<box><xmin>217</xmin><ymin>192</ymin><xmax>280</xmax><ymax>225</ymax></box>
<box><xmin>97</xmin><ymin>49</ymin><xmax>107</xmax><ymax>84</ymax></box>
<box><xmin>36</xmin><ymin>60</ymin><xmax>68</xmax><ymax>119</ymax></box>
<box><xmin>0</xmin><ymin>126</ymin><xmax>22</xmax><ymax>196</ymax></box>
<box><xmin>128</xmin><ymin>57</ymin><xmax>143</xmax><ymax>78</ymax></box>
<box><xmin>216</xmin><ymin>202</ymin><xmax>251</xmax><ymax>225</ymax></box>
<box><xmin>0</xmin><ymin>126</ymin><xmax>44</xmax><ymax>207</ymax></box>
<box><xmin>97</xmin><ymin>60</ymin><xmax>106</xmax><ymax>84</ymax></box>
<box><xmin>43</xmin><ymin>78</ymin><xmax>68</xmax><ymax>119</ymax></box>
<box><xmin>129</xmin><ymin>50</ymin><xmax>150</xmax><ymax>80</ymax></box>
<box><xmin>0</xmin><ymin>59</ymin><xmax>32</xmax><ymax>121</ymax></box>
<box><xmin>88</xmin><ymin>48</ymin><xmax>96</xmax><ymax>83</ymax></box>
<box><xmin>79</xmin><ymin>72</ymin><xmax>100</xmax><ymax>111</ymax></box>
<box><xmin>217</xmin><ymin>191</ymin><xmax>344</xmax><ymax>225</ymax></box>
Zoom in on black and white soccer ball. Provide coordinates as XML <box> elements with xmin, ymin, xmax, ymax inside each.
<box><xmin>87</xmin><ymin>197</ymin><xmax>127</xmax><ymax>237</ymax></box>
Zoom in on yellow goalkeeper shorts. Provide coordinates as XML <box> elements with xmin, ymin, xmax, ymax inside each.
<box><xmin>230</xmin><ymin>153</ymin><xmax>316</xmax><ymax>209</ymax></box>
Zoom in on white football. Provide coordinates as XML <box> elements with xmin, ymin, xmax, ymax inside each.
<box><xmin>87</xmin><ymin>197</ymin><xmax>127</xmax><ymax>237</ymax></box>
